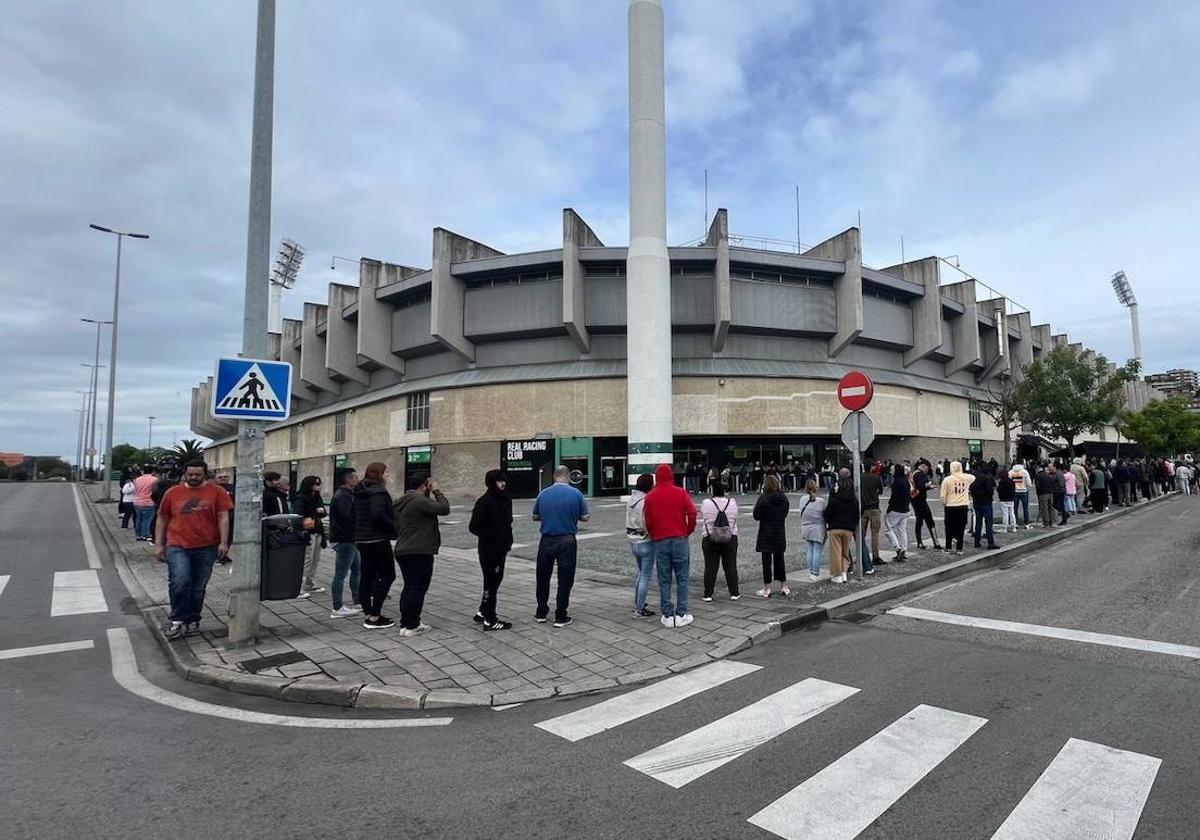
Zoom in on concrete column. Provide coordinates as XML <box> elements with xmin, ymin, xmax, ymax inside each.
<box><xmin>706</xmin><ymin>208</ymin><xmax>731</xmax><ymax>352</ymax></box>
<box><xmin>1051</xmin><ymin>333</ymin><xmax>1070</xmax><ymax>349</ymax></box>
<box><xmin>1007</xmin><ymin>311</ymin><xmax>1034</xmax><ymax>380</ymax></box>
<box><xmin>976</xmin><ymin>296</ymin><xmax>1010</xmax><ymax>382</ymax></box>
<box><xmin>563</xmin><ymin>208</ymin><xmax>602</xmax><ymax>353</ymax></box>
<box><xmin>267</xmin><ymin>332</ymin><xmax>281</xmax><ymax>361</ymax></box>
<box><xmin>942</xmin><ymin>280</ymin><xmax>982</xmax><ymax>375</ymax></box>
<box><xmin>1069</xmin><ymin>341</ymin><xmax>1084</xmax><ymax>356</ymax></box>
<box><xmin>281</xmin><ymin>317</ymin><xmax>310</xmax><ymax>403</ymax></box>
<box><xmin>198</xmin><ymin>377</ymin><xmax>234</xmax><ymax>439</ymax></box>
<box><xmin>300</xmin><ymin>303</ymin><xmax>338</xmax><ymax>394</ymax></box>
<box><xmin>190</xmin><ymin>385</ymin><xmax>202</xmax><ymax>437</ymax></box>
<box><xmin>357</xmin><ymin>259</ymin><xmax>406</xmax><ymax>374</ymax></box>
<box><xmin>803</xmin><ymin>227</ymin><xmax>862</xmax><ymax>356</ymax></box>
<box><xmin>883</xmin><ymin>256</ymin><xmax>942</xmax><ymax>366</ymax></box>
<box><xmin>431</xmin><ymin>228</ymin><xmax>503</xmax><ymax>362</ymax></box>
<box><xmin>326</xmin><ymin>283</ymin><xmax>369</xmax><ymax>384</ymax></box>
<box><xmin>626</xmin><ymin>0</ymin><xmax>673</xmax><ymax>480</ymax></box>
<box><xmin>1031</xmin><ymin>323</ymin><xmax>1052</xmax><ymax>359</ymax></box>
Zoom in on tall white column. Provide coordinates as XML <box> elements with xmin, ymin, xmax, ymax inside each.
<box><xmin>626</xmin><ymin>0</ymin><xmax>673</xmax><ymax>484</ymax></box>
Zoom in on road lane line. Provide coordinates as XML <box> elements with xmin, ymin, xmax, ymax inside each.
<box><xmin>991</xmin><ymin>738</ymin><xmax>1159</xmax><ymax>840</ymax></box>
<box><xmin>624</xmin><ymin>677</ymin><xmax>858</xmax><ymax>788</ymax></box>
<box><xmin>0</xmin><ymin>575</ymin><xmax>9</xmax><ymax>599</ymax></box>
<box><xmin>105</xmin><ymin>628</ymin><xmax>453</xmax><ymax>729</ymax></box>
<box><xmin>536</xmin><ymin>661</ymin><xmax>762</xmax><ymax>742</ymax></box>
<box><xmin>72</xmin><ymin>484</ymin><xmax>103</xmax><ymax>569</ymax></box>
<box><xmin>0</xmin><ymin>640</ymin><xmax>95</xmax><ymax>661</ymax></box>
<box><xmin>51</xmin><ymin>570</ymin><xmax>109</xmax><ymax>616</ymax></box>
<box><xmin>888</xmin><ymin>606</ymin><xmax>1200</xmax><ymax>659</ymax></box>
<box><xmin>749</xmin><ymin>704</ymin><xmax>987</xmax><ymax>840</ymax></box>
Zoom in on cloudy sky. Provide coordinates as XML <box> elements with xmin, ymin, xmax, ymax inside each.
<box><xmin>4</xmin><ymin>0</ymin><xmax>1198</xmax><ymax>460</ymax></box>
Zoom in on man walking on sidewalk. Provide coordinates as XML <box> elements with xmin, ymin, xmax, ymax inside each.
<box><xmin>531</xmin><ymin>466</ymin><xmax>590</xmax><ymax>628</ymax></box>
<box><xmin>469</xmin><ymin>470</ymin><xmax>515</xmax><ymax>631</ymax></box>
<box><xmin>643</xmin><ymin>463</ymin><xmax>699</xmax><ymax>628</ymax></box>
<box><xmin>154</xmin><ymin>460</ymin><xmax>232</xmax><ymax>639</ymax></box>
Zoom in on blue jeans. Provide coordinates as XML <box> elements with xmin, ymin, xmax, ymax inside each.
<box><xmin>1014</xmin><ymin>492</ymin><xmax>1030</xmax><ymax>525</ymax></box>
<box><xmin>630</xmin><ymin>541</ymin><xmax>655</xmax><ymax>611</ymax></box>
<box><xmin>330</xmin><ymin>542</ymin><xmax>361</xmax><ymax>610</ymax></box>
<box><xmin>134</xmin><ymin>505</ymin><xmax>155</xmax><ymax>539</ymax></box>
<box><xmin>536</xmin><ymin>534</ymin><xmax>578</xmax><ymax>622</ymax></box>
<box><xmin>972</xmin><ymin>502</ymin><xmax>996</xmax><ymax>545</ymax></box>
<box><xmin>165</xmin><ymin>545</ymin><xmax>218</xmax><ymax>624</ymax></box>
<box><xmin>806</xmin><ymin>540</ymin><xmax>824</xmax><ymax>576</ymax></box>
<box><xmin>654</xmin><ymin>537</ymin><xmax>690</xmax><ymax>617</ymax></box>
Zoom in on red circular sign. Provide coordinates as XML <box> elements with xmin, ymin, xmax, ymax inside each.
<box><xmin>837</xmin><ymin>371</ymin><xmax>874</xmax><ymax>411</ymax></box>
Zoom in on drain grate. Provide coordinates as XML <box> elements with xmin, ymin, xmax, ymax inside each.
<box><xmin>237</xmin><ymin>651</ymin><xmax>311</xmax><ymax>673</ymax></box>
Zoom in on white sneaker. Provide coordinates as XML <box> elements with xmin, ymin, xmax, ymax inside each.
<box><xmin>660</xmin><ymin>615</ymin><xmax>676</xmax><ymax>628</ymax></box>
<box><xmin>757</xmin><ymin>587</ymin><xmax>771</xmax><ymax>598</ymax></box>
<box><xmin>329</xmin><ymin>606</ymin><xmax>355</xmax><ymax>618</ymax></box>
<box><xmin>297</xmin><ymin>591</ymin><xmax>312</xmax><ymax>600</ymax></box>
<box><xmin>809</xmin><ymin>571</ymin><xmax>820</xmax><ymax>581</ymax></box>
<box><xmin>675</xmin><ymin>614</ymin><xmax>694</xmax><ymax>628</ymax></box>
<box><xmin>397</xmin><ymin>624</ymin><xmax>431</xmax><ymax>637</ymax></box>
<box><xmin>348</xmin><ymin>604</ymin><xmax>364</xmax><ymax>613</ymax></box>
<box><xmin>834</xmin><ymin>574</ymin><xmax>847</xmax><ymax>583</ymax></box>
<box><xmin>780</xmin><ymin>584</ymin><xmax>791</xmax><ymax>597</ymax></box>
<box><xmin>702</xmin><ymin>596</ymin><xmax>713</xmax><ymax>602</ymax></box>
<box><xmin>729</xmin><ymin>594</ymin><xmax>740</xmax><ymax>601</ymax></box>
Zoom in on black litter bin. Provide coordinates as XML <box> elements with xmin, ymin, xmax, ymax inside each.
<box><xmin>260</xmin><ymin>514</ymin><xmax>308</xmax><ymax>600</ymax></box>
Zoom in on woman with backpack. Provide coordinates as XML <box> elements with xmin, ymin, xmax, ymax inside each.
<box><xmin>625</xmin><ymin>473</ymin><xmax>657</xmax><ymax>617</ymax></box>
<box><xmin>752</xmin><ymin>474</ymin><xmax>790</xmax><ymax>597</ymax></box>
<box><xmin>700</xmin><ymin>480</ymin><xmax>740</xmax><ymax>601</ymax></box>
<box><xmin>798</xmin><ymin>479</ymin><xmax>827</xmax><ymax>580</ymax></box>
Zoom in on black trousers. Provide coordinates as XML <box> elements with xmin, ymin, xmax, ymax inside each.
<box><xmin>356</xmin><ymin>541</ymin><xmax>396</xmax><ymax>617</ymax></box>
<box><xmin>944</xmin><ymin>506</ymin><xmax>968</xmax><ymax>550</ymax></box>
<box><xmin>396</xmin><ymin>553</ymin><xmax>434</xmax><ymax>630</ymax></box>
<box><xmin>1053</xmin><ymin>492</ymin><xmax>1068</xmax><ymax>523</ymax></box>
<box><xmin>1090</xmin><ymin>488</ymin><xmax>1108</xmax><ymax>512</ymax></box>
<box><xmin>120</xmin><ymin>501</ymin><xmax>133</xmax><ymax>529</ymax></box>
<box><xmin>702</xmin><ymin>536</ymin><xmax>739</xmax><ymax>597</ymax></box>
<box><xmin>477</xmin><ymin>544</ymin><xmax>508</xmax><ymax>622</ymax></box>
<box><xmin>761</xmin><ymin>550</ymin><xmax>786</xmax><ymax>584</ymax></box>
<box><xmin>913</xmin><ymin>498</ymin><xmax>937</xmax><ymax>544</ymax></box>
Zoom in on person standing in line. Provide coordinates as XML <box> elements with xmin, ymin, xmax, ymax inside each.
<box><xmin>883</xmin><ymin>465</ymin><xmax>910</xmax><ymax>562</ymax></box>
<box><xmin>393</xmin><ymin>471</ymin><xmax>450</xmax><ymax>637</ymax></box>
<box><xmin>643</xmin><ymin>464</ymin><xmax>698</xmax><ymax>628</ymax></box>
<box><xmin>1070</xmin><ymin>458</ymin><xmax>1089</xmax><ymax>512</ymax></box>
<box><xmin>1052</xmin><ymin>462</ymin><xmax>1070</xmax><ymax>525</ymax></box>
<box><xmin>131</xmin><ymin>466</ymin><xmax>159</xmax><ymax>541</ymax></box>
<box><xmin>468</xmin><ymin>470</ymin><xmax>514</xmax><ymax>631</ymax></box>
<box><xmin>327</xmin><ymin>468</ymin><xmax>363</xmax><ymax>618</ymax></box>
<box><xmin>859</xmin><ymin>465</ymin><xmax>884</xmax><ymax>573</ymax></box>
<box><xmin>293</xmin><ymin>475</ymin><xmax>328</xmax><ymax>598</ymax></box>
<box><xmin>120</xmin><ymin>470</ymin><xmax>138</xmax><ymax>529</ymax></box>
<box><xmin>997</xmin><ymin>468</ymin><xmax>1017</xmax><ymax>533</ymax></box>
<box><xmin>531</xmin><ymin>465</ymin><xmax>590</xmax><ymax>628</ymax></box>
<box><xmin>1089</xmin><ymin>461</ymin><xmax>1109</xmax><ymax>512</ymax></box>
<box><xmin>940</xmin><ymin>461</ymin><xmax>974</xmax><ymax>555</ymax></box>
<box><xmin>1008</xmin><ymin>460</ymin><xmax>1033</xmax><ymax>529</ymax></box>
<box><xmin>625</xmin><ymin>473</ymin><xmax>657</xmax><ymax>618</ymax></box>
<box><xmin>798</xmin><ymin>479</ymin><xmax>827</xmax><ymax>580</ymax></box>
<box><xmin>153</xmin><ymin>460</ymin><xmax>232</xmax><ymax>639</ymax></box>
<box><xmin>970</xmin><ymin>464</ymin><xmax>998</xmax><ymax>549</ymax></box>
<box><xmin>1136</xmin><ymin>459</ymin><xmax>1152</xmax><ymax>502</ymax></box>
<box><xmin>1062</xmin><ymin>464</ymin><xmax>1078</xmax><ymax>520</ymax></box>
<box><xmin>699</xmin><ymin>479</ymin><xmax>740</xmax><ymax>602</ymax></box>
<box><xmin>1035</xmin><ymin>462</ymin><xmax>1057</xmax><ymax>527</ymax></box>
<box><xmin>911</xmin><ymin>461</ymin><xmax>942</xmax><ymax>550</ymax></box>
<box><xmin>1177</xmin><ymin>462</ymin><xmax>1194</xmax><ymax>496</ymax></box>
<box><xmin>752</xmin><ymin>474</ymin><xmax>791</xmax><ymax>597</ymax></box>
<box><xmin>262</xmin><ymin>471</ymin><xmax>290</xmax><ymax>516</ymax></box>
<box><xmin>353</xmin><ymin>462</ymin><xmax>397</xmax><ymax>630</ymax></box>
<box><xmin>824</xmin><ymin>476</ymin><xmax>859</xmax><ymax>583</ymax></box>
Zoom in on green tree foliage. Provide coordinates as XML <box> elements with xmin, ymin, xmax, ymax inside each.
<box><xmin>173</xmin><ymin>438</ymin><xmax>206</xmax><ymax>463</ymax></box>
<box><xmin>110</xmin><ymin>443</ymin><xmax>142</xmax><ymax>473</ymax></box>
<box><xmin>37</xmin><ymin>457</ymin><xmax>72</xmax><ymax>479</ymax></box>
<box><xmin>1014</xmin><ymin>346</ymin><xmax>1139</xmax><ymax>457</ymax></box>
<box><xmin>1121</xmin><ymin>398</ymin><xmax>1200</xmax><ymax>456</ymax></box>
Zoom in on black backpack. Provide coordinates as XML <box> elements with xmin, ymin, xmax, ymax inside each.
<box><xmin>708</xmin><ymin>498</ymin><xmax>733</xmax><ymax>544</ymax></box>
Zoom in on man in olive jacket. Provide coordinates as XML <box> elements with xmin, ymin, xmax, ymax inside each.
<box><xmin>393</xmin><ymin>471</ymin><xmax>451</xmax><ymax>636</ymax></box>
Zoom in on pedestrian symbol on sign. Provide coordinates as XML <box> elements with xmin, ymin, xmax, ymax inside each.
<box><xmin>211</xmin><ymin>357</ymin><xmax>292</xmax><ymax>421</ymax></box>
<box><xmin>236</xmin><ymin>372</ymin><xmax>267</xmax><ymax>409</ymax></box>
<box><xmin>218</xmin><ymin>365</ymin><xmax>282</xmax><ymax>412</ymax></box>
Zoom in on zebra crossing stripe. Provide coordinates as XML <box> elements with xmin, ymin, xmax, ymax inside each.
<box><xmin>535</xmin><ymin>661</ymin><xmax>761</xmax><ymax>742</ymax></box>
<box><xmin>0</xmin><ymin>575</ymin><xmax>9</xmax><ymax>599</ymax></box>
<box><xmin>990</xmin><ymin>738</ymin><xmax>1160</xmax><ymax>840</ymax></box>
<box><xmin>624</xmin><ymin>677</ymin><xmax>858</xmax><ymax>788</ymax></box>
<box><xmin>748</xmin><ymin>704</ymin><xmax>987</xmax><ymax>840</ymax></box>
<box><xmin>50</xmin><ymin>570</ymin><xmax>108</xmax><ymax>616</ymax></box>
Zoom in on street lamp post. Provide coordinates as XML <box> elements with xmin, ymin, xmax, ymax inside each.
<box><xmin>147</xmin><ymin>416</ymin><xmax>156</xmax><ymax>449</ymax></box>
<box><xmin>80</xmin><ymin>318</ymin><xmax>111</xmax><ymax>474</ymax></box>
<box><xmin>90</xmin><ymin>223</ymin><xmax>149</xmax><ymax>498</ymax></box>
<box><xmin>1111</xmin><ymin>270</ymin><xmax>1143</xmax><ymax>411</ymax></box>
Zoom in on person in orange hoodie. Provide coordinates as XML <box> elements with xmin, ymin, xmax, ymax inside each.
<box><xmin>643</xmin><ymin>463</ymin><xmax>699</xmax><ymax>629</ymax></box>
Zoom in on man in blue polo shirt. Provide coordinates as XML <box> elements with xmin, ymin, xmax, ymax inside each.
<box><xmin>531</xmin><ymin>465</ymin><xmax>589</xmax><ymax>627</ymax></box>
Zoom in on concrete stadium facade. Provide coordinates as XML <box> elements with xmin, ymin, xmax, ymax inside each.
<box><xmin>190</xmin><ymin>210</ymin><xmax>1154</xmax><ymax>498</ymax></box>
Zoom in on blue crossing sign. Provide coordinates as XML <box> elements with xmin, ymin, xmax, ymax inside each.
<box><xmin>211</xmin><ymin>358</ymin><xmax>292</xmax><ymax>420</ymax></box>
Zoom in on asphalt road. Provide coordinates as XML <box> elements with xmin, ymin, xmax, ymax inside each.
<box><xmin>2</xmin><ymin>483</ymin><xmax>1196</xmax><ymax>839</ymax></box>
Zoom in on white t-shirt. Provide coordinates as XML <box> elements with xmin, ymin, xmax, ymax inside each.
<box><xmin>121</xmin><ymin>481</ymin><xmax>137</xmax><ymax>503</ymax></box>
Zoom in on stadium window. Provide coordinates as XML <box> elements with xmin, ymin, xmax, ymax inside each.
<box><xmin>407</xmin><ymin>391</ymin><xmax>430</xmax><ymax>432</ymax></box>
<box><xmin>968</xmin><ymin>400</ymin><xmax>982</xmax><ymax>430</ymax></box>
<box><xmin>288</xmin><ymin>425</ymin><xmax>298</xmax><ymax>452</ymax></box>
<box><xmin>333</xmin><ymin>411</ymin><xmax>347</xmax><ymax>444</ymax></box>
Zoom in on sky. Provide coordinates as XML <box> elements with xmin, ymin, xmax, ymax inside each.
<box><xmin>3</xmin><ymin>0</ymin><xmax>1199</xmax><ymax>460</ymax></box>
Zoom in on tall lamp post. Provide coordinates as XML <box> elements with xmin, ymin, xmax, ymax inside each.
<box><xmin>90</xmin><ymin>223</ymin><xmax>149</xmax><ymax>498</ymax></box>
<box><xmin>1111</xmin><ymin>270</ymin><xmax>1143</xmax><ymax>411</ymax></box>
<box><xmin>81</xmin><ymin>318</ymin><xmax>111</xmax><ymax>475</ymax></box>
<box><xmin>147</xmin><ymin>416</ymin><xmax>156</xmax><ymax>449</ymax></box>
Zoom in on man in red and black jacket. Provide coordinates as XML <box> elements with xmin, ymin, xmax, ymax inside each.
<box><xmin>643</xmin><ymin>463</ymin><xmax>698</xmax><ymax>629</ymax></box>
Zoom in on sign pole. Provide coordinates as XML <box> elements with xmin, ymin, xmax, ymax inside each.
<box><xmin>228</xmin><ymin>0</ymin><xmax>275</xmax><ymax>647</ymax></box>
<box><xmin>851</xmin><ymin>413</ymin><xmax>863</xmax><ymax>574</ymax></box>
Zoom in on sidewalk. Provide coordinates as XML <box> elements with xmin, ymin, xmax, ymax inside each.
<box><xmin>90</xmin><ymin>487</ymin><xmax>1175</xmax><ymax>709</ymax></box>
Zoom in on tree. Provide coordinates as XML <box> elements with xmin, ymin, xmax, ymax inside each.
<box><xmin>173</xmin><ymin>438</ymin><xmax>206</xmax><ymax>463</ymax></box>
<box><xmin>976</xmin><ymin>372</ymin><xmax>1026</xmax><ymax>464</ymax></box>
<box><xmin>36</xmin><ymin>457</ymin><xmax>72</xmax><ymax>479</ymax></box>
<box><xmin>1013</xmin><ymin>346</ymin><xmax>1139</xmax><ymax>458</ymax></box>
<box><xmin>111</xmin><ymin>443</ymin><xmax>143</xmax><ymax>473</ymax></box>
<box><xmin>1121</xmin><ymin>398</ymin><xmax>1200</xmax><ymax>457</ymax></box>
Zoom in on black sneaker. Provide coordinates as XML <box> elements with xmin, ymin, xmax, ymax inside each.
<box><xmin>473</xmin><ymin>612</ymin><xmax>486</xmax><ymax>624</ymax></box>
<box><xmin>363</xmin><ymin>616</ymin><xmax>396</xmax><ymax>630</ymax></box>
<box><xmin>184</xmin><ymin>621</ymin><xmax>201</xmax><ymax>637</ymax></box>
<box><xmin>632</xmin><ymin>607</ymin><xmax>656</xmax><ymax>617</ymax></box>
<box><xmin>483</xmin><ymin>618</ymin><xmax>512</xmax><ymax>631</ymax></box>
<box><xmin>163</xmin><ymin>621</ymin><xmax>185</xmax><ymax>640</ymax></box>
<box><xmin>534</xmin><ymin>613</ymin><xmax>549</xmax><ymax>624</ymax></box>
<box><xmin>553</xmin><ymin>616</ymin><xmax>573</xmax><ymax>628</ymax></box>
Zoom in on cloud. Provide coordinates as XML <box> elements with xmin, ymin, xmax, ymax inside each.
<box><xmin>988</xmin><ymin>44</ymin><xmax>1113</xmax><ymax>117</ymax></box>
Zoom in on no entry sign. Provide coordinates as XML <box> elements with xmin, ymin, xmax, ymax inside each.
<box><xmin>837</xmin><ymin>371</ymin><xmax>874</xmax><ymax>412</ymax></box>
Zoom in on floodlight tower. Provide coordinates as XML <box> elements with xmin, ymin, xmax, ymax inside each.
<box><xmin>268</xmin><ymin>238</ymin><xmax>304</xmax><ymax>333</ymax></box>
<box><xmin>1111</xmin><ymin>271</ymin><xmax>1141</xmax><ymax>365</ymax></box>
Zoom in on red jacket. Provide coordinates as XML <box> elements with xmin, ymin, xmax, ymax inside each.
<box><xmin>642</xmin><ymin>464</ymin><xmax>698</xmax><ymax>541</ymax></box>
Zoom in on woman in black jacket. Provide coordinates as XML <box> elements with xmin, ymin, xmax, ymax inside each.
<box><xmin>353</xmin><ymin>462</ymin><xmax>398</xmax><ymax>629</ymax></box>
<box><xmin>294</xmin><ymin>475</ymin><xmax>328</xmax><ymax>597</ymax></box>
<box><xmin>752</xmin><ymin>474</ymin><xmax>790</xmax><ymax>598</ymax></box>
<box><xmin>824</xmin><ymin>476</ymin><xmax>860</xmax><ymax>583</ymax></box>
<box><xmin>468</xmin><ymin>470</ymin><xmax>514</xmax><ymax>630</ymax></box>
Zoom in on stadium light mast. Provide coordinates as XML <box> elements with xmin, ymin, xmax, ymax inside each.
<box><xmin>268</xmin><ymin>238</ymin><xmax>304</xmax><ymax>333</ymax></box>
<box><xmin>1111</xmin><ymin>271</ymin><xmax>1141</xmax><ymax>366</ymax></box>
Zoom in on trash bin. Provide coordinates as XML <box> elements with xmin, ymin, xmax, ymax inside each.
<box><xmin>260</xmin><ymin>514</ymin><xmax>308</xmax><ymax>600</ymax></box>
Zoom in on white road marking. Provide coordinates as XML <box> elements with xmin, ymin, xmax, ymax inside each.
<box><xmin>624</xmin><ymin>677</ymin><xmax>858</xmax><ymax>788</ymax></box>
<box><xmin>888</xmin><ymin>606</ymin><xmax>1200</xmax><ymax>659</ymax></box>
<box><xmin>0</xmin><ymin>639</ymin><xmax>95</xmax><ymax>661</ymax></box>
<box><xmin>510</xmin><ymin>543</ymin><xmax>530</xmax><ymax>550</ymax></box>
<box><xmin>991</xmin><ymin>738</ymin><xmax>1160</xmax><ymax>840</ymax></box>
<box><xmin>443</xmin><ymin>520</ymin><xmax>462</xmax><ymax>525</ymax></box>
<box><xmin>72</xmin><ymin>484</ymin><xmax>103</xmax><ymax>569</ymax></box>
<box><xmin>536</xmin><ymin>661</ymin><xmax>761</xmax><ymax>742</ymax></box>
<box><xmin>105</xmin><ymin>628</ymin><xmax>453</xmax><ymax>728</ymax></box>
<box><xmin>0</xmin><ymin>575</ymin><xmax>8</xmax><ymax>599</ymax></box>
<box><xmin>749</xmin><ymin>704</ymin><xmax>987</xmax><ymax>840</ymax></box>
<box><xmin>492</xmin><ymin>703</ymin><xmax>523</xmax><ymax>711</ymax></box>
<box><xmin>51</xmin><ymin>570</ymin><xmax>109</xmax><ymax>616</ymax></box>
<box><xmin>599</xmin><ymin>503</ymin><xmax>626</xmax><ymax>508</ymax></box>
<box><xmin>575</xmin><ymin>532</ymin><xmax>615</xmax><ymax>541</ymax></box>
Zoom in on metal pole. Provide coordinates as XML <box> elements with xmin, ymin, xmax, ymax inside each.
<box><xmin>1128</xmin><ymin>302</ymin><xmax>1141</xmax><ymax>368</ymax></box>
<box><xmin>88</xmin><ymin>324</ymin><xmax>103</xmax><ymax>473</ymax></box>
<box><xmin>147</xmin><ymin>416</ymin><xmax>155</xmax><ymax>449</ymax></box>
<box><xmin>852</xmin><ymin>413</ymin><xmax>863</xmax><ymax>574</ymax></box>
<box><xmin>75</xmin><ymin>400</ymin><xmax>87</xmax><ymax>481</ymax></box>
<box><xmin>228</xmin><ymin>0</ymin><xmax>275</xmax><ymax>646</ymax></box>
<box><xmin>101</xmin><ymin>235</ymin><xmax>123</xmax><ymax>497</ymax></box>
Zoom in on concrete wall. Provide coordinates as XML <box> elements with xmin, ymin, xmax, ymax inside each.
<box><xmin>392</xmin><ymin>301</ymin><xmax>440</xmax><ymax>357</ymax></box>
<box><xmin>562</xmin><ymin>208</ymin><xmax>601</xmax><ymax>352</ymax></box>
<box><xmin>430</xmin><ymin>228</ymin><xmax>503</xmax><ymax>362</ymax></box>
<box><xmin>729</xmin><ymin>280</ymin><xmax>836</xmax><ymax>334</ymax></box>
<box><xmin>357</xmin><ymin>260</ymin><xmax>406</xmax><ymax>374</ymax></box>
<box><xmin>942</xmin><ymin>281</ymin><xmax>981</xmax><ymax>375</ymax></box>
<box><xmin>301</xmin><ymin>303</ymin><xmax>338</xmax><ymax>394</ymax></box>
<box><xmin>464</xmin><ymin>280</ymin><xmax>564</xmax><ymax>339</ymax></box>
<box><xmin>882</xmin><ymin>257</ymin><xmax>943</xmax><ymax>367</ymax></box>
<box><xmin>326</xmin><ymin>283</ymin><xmax>368</xmax><ymax>384</ymax></box>
<box><xmin>281</xmin><ymin>318</ymin><xmax>310</xmax><ymax>404</ymax></box>
<box><xmin>861</xmin><ymin>296</ymin><xmax>915</xmax><ymax>348</ymax></box>
<box><xmin>706</xmin><ymin>209</ymin><xmax>731</xmax><ymax>351</ymax></box>
<box><xmin>803</xmin><ymin>227</ymin><xmax>862</xmax><ymax>356</ymax></box>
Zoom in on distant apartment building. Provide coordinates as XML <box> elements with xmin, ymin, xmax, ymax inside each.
<box><xmin>1145</xmin><ymin>368</ymin><xmax>1199</xmax><ymax>399</ymax></box>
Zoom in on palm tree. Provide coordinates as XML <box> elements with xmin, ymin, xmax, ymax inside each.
<box><xmin>174</xmin><ymin>438</ymin><xmax>206</xmax><ymax>463</ymax></box>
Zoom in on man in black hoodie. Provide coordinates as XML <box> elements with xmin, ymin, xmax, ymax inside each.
<box><xmin>469</xmin><ymin>470</ymin><xmax>514</xmax><ymax>630</ymax></box>
<box><xmin>970</xmin><ymin>465</ymin><xmax>998</xmax><ymax>549</ymax></box>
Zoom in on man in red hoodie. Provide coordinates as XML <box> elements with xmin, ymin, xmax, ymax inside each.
<box><xmin>643</xmin><ymin>463</ymin><xmax>698</xmax><ymax>628</ymax></box>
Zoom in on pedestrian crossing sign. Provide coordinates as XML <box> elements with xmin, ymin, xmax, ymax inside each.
<box><xmin>211</xmin><ymin>357</ymin><xmax>292</xmax><ymax>420</ymax></box>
